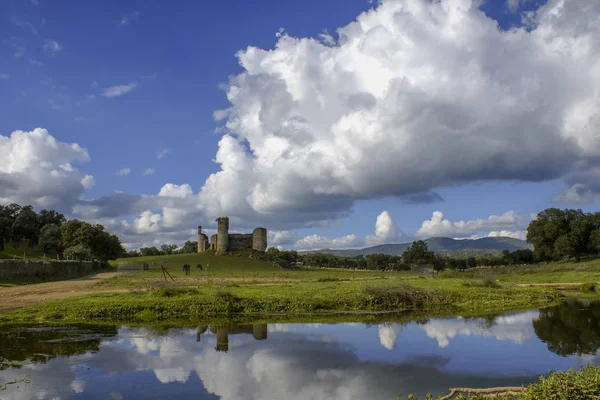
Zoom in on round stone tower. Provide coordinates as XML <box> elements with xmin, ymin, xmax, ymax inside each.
<box><xmin>215</xmin><ymin>327</ymin><xmax>229</xmax><ymax>352</ymax></box>
<box><xmin>252</xmin><ymin>324</ymin><xmax>268</xmax><ymax>340</ymax></box>
<box><xmin>252</xmin><ymin>227</ymin><xmax>267</xmax><ymax>252</ymax></box>
<box><xmin>216</xmin><ymin>217</ymin><xmax>229</xmax><ymax>254</ymax></box>
<box><xmin>197</xmin><ymin>226</ymin><xmax>207</xmax><ymax>253</ymax></box>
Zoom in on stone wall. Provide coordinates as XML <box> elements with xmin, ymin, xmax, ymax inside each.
<box><xmin>0</xmin><ymin>260</ymin><xmax>98</xmax><ymax>280</ymax></box>
<box><xmin>228</xmin><ymin>234</ymin><xmax>253</xmax><ymax>251</ymax></box>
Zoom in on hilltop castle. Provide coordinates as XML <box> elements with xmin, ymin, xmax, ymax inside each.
<box><xmin>197</xmin><ymin>217</ymin><xmax>267</xmax><ymax>255</ymax></box>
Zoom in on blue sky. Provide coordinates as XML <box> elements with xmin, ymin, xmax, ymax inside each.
<box><xmin>1</xmin><ymin>0</ymin><xmax>600</xmax><ymax>250</ymax></box>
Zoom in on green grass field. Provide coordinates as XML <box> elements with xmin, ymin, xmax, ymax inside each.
<box><xmin>2</xmin><ymin>250</ymin><xmax>600</xmax><ymax>325</ymax></box>
<box><xmin>440</xmin><ymin>257</ymin><xmax>600</xmax><ymax>284</ymax></box>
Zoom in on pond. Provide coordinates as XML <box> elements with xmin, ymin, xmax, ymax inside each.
<box><xmin>1</xmin><ymin>300</ymin><xmax>599</xmax><ymax>399</ymax></box>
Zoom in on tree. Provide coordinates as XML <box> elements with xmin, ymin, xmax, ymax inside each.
<box><xmin>60</xmin><ymin>220</ymin><xmax>89</xmax><ymax>248</ymax></box>
<box><xmin>402</xmin><ymin>240</ymin><xmax>434</xmax><ymax>266</ymax></box>
<box><xmin>63</xmin><ymin>244</ymin><xmax>91</xmax><ymax>261</ymax></box>
<box><xmin>527</xmin><ymin>208</ymin><xmax>572</xmax><ymax>261</ymax></box>
<box><xmin>179</xmin><ymin>241</ymin><xmax>198</xmax><ymax>254</ymax></box>
<box><xmin>126</xmin><ymin>250</ymin><xmax>140</xmax><ymax>258</ymax></box>
<box><xmin>160</xmin><ymin>244</ymin><xmax>178</xmax><ymax>255</ymax></box>
<box><xmin>38</xmin><ymin>209</ymin><xmax>66</xmax><ymax>229</ymax></box>
<box><xmin>590</xmin><ymin>229</ymin><xmax>600</xmax><ymax>254</ymax></box>
<box><xmin>526</xmin><ymin>208</ymin><xmax>592</xmax><ymax>261</ymax></box>
<box><xmin>11</xmin><ymin>206</ymin><xmax>40</xmax><ymax>247</ymax></box>
<box><xmin>139</xmin><ymin>247</ymin><xmax>161</xmax><ymax>257</ymax></box>
<box><xmin>39</xmin><ymin>224</ymin><xmax>62</xmax><ymax>254</ymax></box>
<box><xmin>60</xmin><ymin>220</ymin><xmax>125</xmax><ymax>262</ymax></box>
<box><xmin>432</xmin><ymin>255</ymin><xmax>447</xmax><ymax>274</ymax></box>
<box><xmin>0</xmin><ymin>204</ymin><xmax>21</xmax><ymax>250</ymax></box>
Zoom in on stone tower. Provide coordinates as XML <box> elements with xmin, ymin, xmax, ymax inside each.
<box><xmin>252</xmin><ymin>324</ymin><xmax>268</xmax><ymax>340</ymax></box>
<box><xmin>252</xmin><ymin>227</ymin><xmax>267</xmax><ymax>252</ymax></box>
<box><xmin>197</xmin><ymin>226</ymin><xmax>208</xmax><ymax>252</ymax></box>
<box><xmin>216</xmin><ymin>217</ymin><xmax>230</xmax><ymax>255</ymax></box>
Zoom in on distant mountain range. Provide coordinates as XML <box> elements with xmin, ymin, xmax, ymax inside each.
<box><xmin>299</xmin><ymin>236</ymin><xmax>533</xmax><ymax>258</ymax></box>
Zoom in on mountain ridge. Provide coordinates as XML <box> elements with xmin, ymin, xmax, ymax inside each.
<box><xmin>298</xmin><ymin>236</ymin><xmax>532</xmax><ymax>257</ymax></box>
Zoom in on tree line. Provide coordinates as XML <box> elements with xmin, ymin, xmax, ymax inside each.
<box><xmin>297</xmin><ymin>207</ymin><xmax>600</xmax><ymax>271</ymax></box>
<box><xmin>296</xmin><ymin>243</ymin><xmax>535</xmax><ymax>272</ymax></box>
<box><xmin>123</xmin><ymin>240</ymin><xmax>199</xmax><ymax>258</ymax></box>
<box><xmin>0</xmin><ymin>203</ymin><xmax>125</xmax><ymax>262</ymax></box>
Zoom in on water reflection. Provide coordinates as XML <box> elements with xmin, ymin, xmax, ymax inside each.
<box><xmin>196</xmin><ymin>324</ymin><xmax>268</xmax><ymax>351</ymax></box>
<box><xmin>0</xmin><ymin>301</ymin><xmax>599</xmax><ymax>400</ymax></box>
<box><xmin>534</xmin><ymin>300</ymin><xmax>600</xmax><ymax>356</ymax></box>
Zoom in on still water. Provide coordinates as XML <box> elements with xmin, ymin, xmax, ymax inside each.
<box><xmin>1</xmin><ymin>300</ymin><xmax>599</xmax><ymax>400</ymax></box>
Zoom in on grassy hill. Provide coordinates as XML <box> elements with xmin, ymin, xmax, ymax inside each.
<box><xmin>300</xmin><ymin>236</ymin><xmax>532</xmax><ymax>257</ymax></box>
<box><xmin>0</xmin><ymin>242</ymin><xmax>49</xmax><ymax>260</ymax></box>
<box><xmin>112</xmin><ymin>249</ymin><xmax>279</xmax><ymax>277</ymax></box>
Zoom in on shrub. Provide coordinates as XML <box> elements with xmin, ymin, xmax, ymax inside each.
<box><xmin>364</xmin><ymin>284</ymin><xmax>452</xmax><ymax>310</ymax></box>
<box><xmin>397</xmin><ymin>364</ymin><xmax>600</xmax><ymax>399</ymax></box>
<box><xmin>580</xmin><ymin>282</ymin><xmax>597</xmax><ymax>293</ymax></box>
<box><xmin>143</xmin><ymin>282</ymin><xmax>199</xmax><ymax>297</ymax></box>
<box><xmin>523</xmin><ymin>364</ymin><xmax>600</xmax><ymax>399</ymax></box>
<box><xmin>317</xmin><ymin>277</ymin><xmax>341</xmax><ymax>282</ymax></box>
<box><xmin>152</xmin><ymin>287</ymin><xmax>199</xmax><ymax>297</ymax></box>
<box><xmin>482</xmin><ymin>275</ymin><xmax>501</xmax><ymax>289</ymax></box>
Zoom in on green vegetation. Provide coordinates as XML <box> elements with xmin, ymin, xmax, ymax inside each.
<box><xmin>0</xmin><ymin>241</ymin><xmax>47</xmax><ymax>260</ymax></box>
<box><xmin>0</xmin><ymin>203</ymin><xmax>124</xmax><ymax>262</ymax></box>
<box><xmin>300</xmin><ymin>242</ymin><xmax>536</xmax><ymax>272</ymax></box>
<box><xmin>581</xmin><ymin>282</ymin><xmax>598</xmax><ymax>293</ymax></box>
<box><xmin>0</xmin><ymin>265</ymin><xmax>561</xmax><ymax>324</ymax></box>
<box><xmin>439</xmin><ymin>257</ymin><xmax>600</xmax><ymax>284</ymax></box>
<box><xmin>397</xmin><ymin>364</ymin><xmax>600</xmax><ymax>399</ymax></box>
<box><xmin>527</xmin><ymin>208</ymin><xmax>600</xmax><ymax>262</ymax></box>
<box><xmin>3</xmin><ymin>206</ymin><xmax>600</xmax><ymax>325</ymax></box>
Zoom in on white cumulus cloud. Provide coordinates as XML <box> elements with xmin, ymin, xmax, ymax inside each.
<box><xmin>0</xmin><ymin>128</ymin><xmax>92</xmax><ymax>209</ymax></box>
<box><xmin>365</xmin><ymin>211</ymin><xmax>408</xmax><ymax>246</ymax></box>
<box><xmin>416</xmin><ymin>211</ymin><xmax>523</xmax><ymax>239</ymax></box>
<box><xmin>487</xmin><ymin>230</ymin><xmax>527</xmax><ymax>240</ymax></box>
<box><xmin>4</xmin><ymin>0</ymin><xmax>600</xmax><ymax>248</ymax></box>
<box><xmin>294</xmin><ymin>234</ymin><xmax>362</xmax><ymax>250</ymax></box>
<box><xmin>201</xmin><ymin>0</ymin><xmax>600</xmax><ymax>226</ymax></box>
<box><xmin>268</xmin><ymin>230</ymin><xmax>298</xmax><ymax>246</ymax></box>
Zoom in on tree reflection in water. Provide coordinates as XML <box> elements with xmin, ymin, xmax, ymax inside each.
<box><xmin>0</xmin><ymin>324</ymin><xmax>118</xmax><ymax>370</ymax></box>
<box><xmin>533</xmin><ymin>300</ymin><xmax>600</xmax><ymax>357</ymax></box>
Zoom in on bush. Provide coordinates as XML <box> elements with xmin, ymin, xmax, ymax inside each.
<box><xmin>580</xmin><ymin>282</ymin><xmax>597</xmax><ymax>293</ymax></box>
<box><xmin>461</xmin><ymin>276</ymin><xmax>501</xmax><ymax>289</ymax></box>
<box><xmin>317</xmin><ymin>277</ymin><xmax>341</xmax><ymax>282</ymax></box>
<box><xmin>523</xmin><ymin>364</ymin><xmax>600</xmax><ymax>399</ymax></box>
<box><xmin>363</xmin><ymin>284</ymin><xmax>452</xmax><ymax>310</ymax></box>
<box><xmin>397</xmin><ymin>364</ymin><xmax>600</xmax><ymax>399</ymax></box>
<box><xmin>482</xmin><ymin>275</ymin><xmax>501</xmax><ymax>289</ymax></box>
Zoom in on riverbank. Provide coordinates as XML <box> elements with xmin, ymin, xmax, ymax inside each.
<box><xmin>3</xmin><ymin>251</ymin><xmax>600</xmax><ymax>325</ymax></box>
<box><xmin>0</xmin><ymin>278</ymin><xmax>561</xmax><ymax>324</ymax></box>
<box><xmin>403</xmin><ymin>365</ymin><xmax>600</xmax><ymax>399</ymax></box>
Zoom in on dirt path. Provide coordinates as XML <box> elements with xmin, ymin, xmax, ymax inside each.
<box><xmin>515</xmin><ymin>282</ymin><xmax>584</xmax><ymax>290</ymax></box>
<box><xmin>0</xmin><ymin>272</ymin><xmax>125</xmax><ymax>314</ymax></box>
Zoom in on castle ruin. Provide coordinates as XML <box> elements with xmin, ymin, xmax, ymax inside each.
<box><xmin>197</xmin><ymin>217</ymin><xmax>267</xmax><ymax>255</ymax></box>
